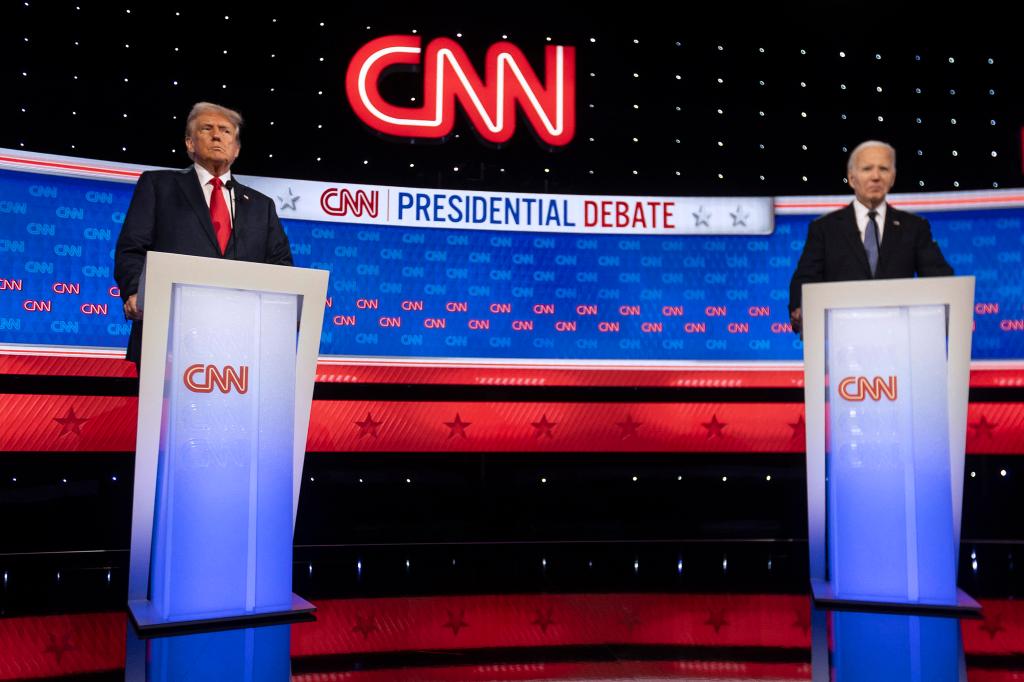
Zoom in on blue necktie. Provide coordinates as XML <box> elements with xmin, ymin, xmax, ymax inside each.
<box><xmin>865</xmin><ymin>210</ymin><xmax>880</xmax><ymax>276</ymax></box>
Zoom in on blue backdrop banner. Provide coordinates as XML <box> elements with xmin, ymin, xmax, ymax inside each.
<box><xmin>1</xmin><ymin>152</ymin><xmax>1022</xmax><ymax>362</ymax></box>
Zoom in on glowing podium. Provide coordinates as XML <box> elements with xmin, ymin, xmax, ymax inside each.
<box><xmin>127</xmin><ymin>252</ymin><xmax>328</xmax><ymax>631</ymax></box>
<box><xmin>801</xmin><ymin>276</ymin><xmax>979</xmax><ymax>613</ymax></box>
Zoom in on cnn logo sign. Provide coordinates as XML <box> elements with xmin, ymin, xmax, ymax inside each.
<box><xmin>184</xmin><ymin>364</ymin><xmax>249</xmax><ymax>395</ymax></box>
<box><xmin>837</xmin><ymin>376</ymin><xmax>898</xmax><ymax>402</ymax></box>
<box><xmin>346</xmin><ymin>35</ymin><xmax>575</xmax><ymax>146</ymax></box>
<box><xmin>320</xmin><ymin>188</ymin><xmax>379</xmax><ymax>218</ymax></box>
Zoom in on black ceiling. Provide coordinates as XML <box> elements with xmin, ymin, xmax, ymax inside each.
<box><xmin>4</xmin><ymin>3</ymin><xmax>1021</xmax><ymax>196</ymax></box>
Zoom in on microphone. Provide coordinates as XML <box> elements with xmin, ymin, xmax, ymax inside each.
<box><xmin>224</xmin><ymin>179</ymin><xmax>238</xmax><ymax>225</ymax></box>
<box><xmin>224</xmin><ymin>179</ymin><xmax>238</xmax><ymax>257</ymax></box>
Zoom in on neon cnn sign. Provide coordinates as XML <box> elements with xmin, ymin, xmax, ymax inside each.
<box><xmin>346</xmin><ymin>35</ymin><xmax>576</xmax><ymax>146</ymax></box>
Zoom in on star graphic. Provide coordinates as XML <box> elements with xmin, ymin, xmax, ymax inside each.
<box><xmin>788</xmin><ymin>413</ymin><xmax>806</xmax><ymax>441</ymax></box>
<box><xmin>701</xmin><ymin>414</ymin><xmax>727</xmax><ymax>439</ymax></box>
<box><xmin>791</xmin><ymin>607</ymin><xmax>811</xmax><ymax>635</ymax></box>
<box><xmin>692</xmin><ymin>205</ymin><xmax>711</xmax><ymax>227</ymax></box>
<box><xmin>54</xmin><ymin>408</ymin><xmax>88</xmax><ymax>436</ymax></box>
<box><xmin>277</xmin><ymin>188</ymin><xmax>300</xmax><ymax>211</ymax></box>
<box><xmin>531</xmin><ymin>607</ymin><xmax>556</xmax><ymax>633</ymax></box>
<box><xmin>969</xmin><ymin>415</ymin><xmax>998</xmax><ymax>439</ymax></box>
<box><xmin>980</xmin><ymin>613</ymin><xmax>1005</xmax><ymax>639</ymax></box>
<box><xmin>444</xmin><ymin>413</ymin><xmax>472</xmax><ymax>439</ymax></box>
<box><xmin>729</xmin><ymin>205</ymin><xmax>749</xmax><ymax>227</ymax></box>
<box><xmin>354</xmin><ymin>412</ymin><xmax>383</xmax><ymax>438</ymax></box>
<box><xmin>44</xmin><ymin>631</ymin><xmax>75</xmax><ymax>664</ymax></box>
<box><xmin>532</xmin><ymin>414</ymin><xmax>557</xmax><ymax>439</ymax></box>
<box><xmin>704</xmin><ymin>608</ymin><xmax>729</xmax><ymax>633</ymax></box>
<box><xmin>443</xmin><ymin>609</ymin><xmax>469</xmax><ymax>636</ymax></box>
<box><xmin>616</xmin><ymin>414</ymin><xmax>643</xmax><ymax>439</ymax></box>
<box><xmin>352</xmin><ymin>612</ymin><xmax>379</xmax><ymax>639</ymax></box>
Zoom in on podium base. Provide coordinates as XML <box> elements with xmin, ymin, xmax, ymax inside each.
<box><xmin>128</xmin><ymin>593</ymin><xmax>316</xmax><ymax>635</ymax></box>
<box><xmin>811</xmin><ymin>578</ymin><xmax>981</xmax><ymax>616</ymax></box>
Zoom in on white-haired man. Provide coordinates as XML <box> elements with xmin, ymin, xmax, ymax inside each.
<box><xmin>788</xmin><ymin>140</ymin><xmax>953</xmax><ymax>333</ymax></box>
<box><xmin>114</xmin><ymin>102</ymin><xmax>293</xmax><ymax>364</ymax></box>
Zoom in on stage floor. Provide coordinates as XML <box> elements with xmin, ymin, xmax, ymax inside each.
<box><xmin>0</xmin><ymin>541</ymin><xmax>1021</xmax><ymax>680</ymax></box>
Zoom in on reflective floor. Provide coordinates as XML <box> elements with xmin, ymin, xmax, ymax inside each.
<box><xmin>1</xmin><ymin>542</ymin><xmax>1022</xmax><ymax>680</ymax></box>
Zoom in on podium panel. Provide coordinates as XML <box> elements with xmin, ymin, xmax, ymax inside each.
<box><xmin>826</xmin><ymin>305</ymin><xmax>956</xmax><ymax>604</ymax></box>
<box><xmin>801</xmin><ymin>276</ymin><xmax>978</xmax><ymax>613</ymax></box>
<box><xmin>128</xmin><ymin>253</ymin><xmax>328</xmax><ymax>631</ymax></box>
<box><xmin>149</xmin><ymin>285</ymin><xmax>296</xmax><ymax>621</ymax></box>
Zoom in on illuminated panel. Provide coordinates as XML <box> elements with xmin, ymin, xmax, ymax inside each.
<box><xmin>0</xmin><ymin>395</ymin><xmax>1021</xmax><ymax>455</ymax></box>
<box><xmin>3</xmin><ymin>154</ymin><xmax>1024</xmax><ymax>363</ymax></box>
<box><xmin>307</xmin><ymin>401</ymin><xmax>804</xmax><ymax>453</ymax></box>
<box><xmin>143</xmin><ymin>285</ymin><xmax>296</xmax><ymax>623</ymax></box>
<box><xmin>0</xmin><ymin>394</ymin><xmax>138</xmax><ymax>451</ymax></box>
<box><xmin>826</xmin><ymin>305</ymin><xmax>956</xmax><ymax>606</ymax></box>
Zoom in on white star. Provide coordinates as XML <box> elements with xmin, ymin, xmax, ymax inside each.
<box><xmin>729</xmin><ymin>205</ymin><xmax>749</xmax><ymax>227</ymax></box>
<box><xmin>277</xmin><ymin>188</ymin><xmax>300</xmax><ymax>211</ymax></box>
<box><xmin>692</xmin><ymin>206</ymin><xmax>711</xmax><ymax>227</ymax></box>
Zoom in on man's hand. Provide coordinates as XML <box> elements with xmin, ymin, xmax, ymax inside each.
<box><xmin>124</xmin><ymin>293</ymin><xmax>143</xmax><ymax>320</ymax></box>
<box><xmin>789</xmin><ymin>307</ymin><xmax>802</xmax><ymax>334</ymax></box>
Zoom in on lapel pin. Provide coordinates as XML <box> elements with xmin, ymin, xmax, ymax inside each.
<box><xmin>893</xmin><ymin>220</ymin><xmax>900</xmax><ymax>226</ymax></box>
<box><xmin>243</xmin><ymin>194</ymin><xmax>250</xmax><ymax>200</ymax></box>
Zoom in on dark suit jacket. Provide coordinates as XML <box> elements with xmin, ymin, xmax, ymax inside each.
<box><xmin>788</xmin><ymin>202</ymin><xmax>953</xmax><ymax>314</ymax></box>
<box><xmin>114</xmin><ymin>167</ymin><xmax>293</xmax><ymax>364</ymax></box>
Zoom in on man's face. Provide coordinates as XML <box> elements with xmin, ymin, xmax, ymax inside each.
<box><xmin>848</xmin><ymin>145</ymin><xmax>895</xmax><ymax>208</ymax></box>
<box><xmin>185</xmin><ymin>112</ymin><xmax>240</xmax><ymax>171</ymax></box>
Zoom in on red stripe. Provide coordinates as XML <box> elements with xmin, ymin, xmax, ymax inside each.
<box><xmin>777</xmin><ymin>195</ymin><xmax>1024</xmax><ymax>210</ymax></box>
<box><xmin>774</xmin><ymin>202</ymin><xmax>848</xmax><ymax>209</ymax></box>
<box><xmin>893</xmin><ymin>195</ymin><xmax>1024</xmax><ymax>206</ymax></box>
<box><xmin>9</xmin><ymin>396</ymin><xmax>1020</xmax><ymax>454</ymax></box>
<box><xmin>0</xmin><ymin>155</ymin><xmax>141</xmax><ymax>178</ymax></box>
<box><xmin>1</xmin><ymin>353</ymin><xmax>1023</xmax><ymax>387</ymax></box>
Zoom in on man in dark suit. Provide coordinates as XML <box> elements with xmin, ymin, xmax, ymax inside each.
<box><xmin>788</xmin><ymin>140</ymin><xmax>953</xmax><ymax>333</ymax></box>
<box><xmin>114</xmin><ymin>102</ymin><xmax>293</xmax><ymax>364</ymax></box>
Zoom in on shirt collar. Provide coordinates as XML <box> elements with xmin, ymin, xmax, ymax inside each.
<box><xmin>853</xmin><ymin>198</ymin><xmax>886</xmax><ymax>226</ymax></box>
<box><xmin>193</xmin><ymin>163</ymin><xmax>232</xmax><ymax>187</ymax></box>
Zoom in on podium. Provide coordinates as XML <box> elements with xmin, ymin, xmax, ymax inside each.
<box><xmin>125</xmin><ymin>622</ymin><xmax>291</xmax><ymax>680</ymax></box>
<box><xmin>127</xmin><ymin>252</ymin><xmax>328</xmax><ymax>631</ymax></box>
<box><xmin>809</xmin><ymin>607</ymin><xmax>966</xmax><ymax>681</ymax></box>
<box><xmin>801</xmin><ymin>276</ymin><xmax>980</xmax><ymax>613</ymax></box>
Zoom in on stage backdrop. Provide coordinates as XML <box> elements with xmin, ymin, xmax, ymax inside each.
<box><xmin>1</xmin><ymin>148</ymin><xmax>1023</xmax><ymax>366</ymax></box>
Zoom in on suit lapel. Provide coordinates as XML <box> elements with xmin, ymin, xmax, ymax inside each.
<box><xmin>174</xmin><ymin>167</ymin><xmax>220</xmax><ymax>253</ymax></box>
<box><xmin>875</xmin><ymin>206</ymin><xmax>900</xmax><ymax>276</ymax></box>
<box><xmin>838</xmin><ymin>203</ymin><xmax>872</xmax><ymax>277</ymax></box>
<box><xmin>228</xmin><ymin>180</ymin><xmax>250</xmax><ymax>257</ymax></box>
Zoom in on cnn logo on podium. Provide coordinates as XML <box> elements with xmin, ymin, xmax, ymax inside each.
<box><xmin>837</xmin><ymin>376</ymin><xmax>898</xmax><ymax>402</ymax></box>
<box><xmin>184</xmin><ymin>364</ymin><xmax>249</xmax><ymax>395</ymax></box>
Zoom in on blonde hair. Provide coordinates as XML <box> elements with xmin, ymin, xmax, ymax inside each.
<box><xmin>184</xmin><ymin>102</ymin><xmax>243</xmax><ymax>141</ymax></box>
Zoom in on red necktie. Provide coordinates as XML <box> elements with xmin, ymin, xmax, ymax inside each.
<box><xmin>209</xmin><ymin>176</ymin><xmax>231</xmax><ymax>254</ymax></box>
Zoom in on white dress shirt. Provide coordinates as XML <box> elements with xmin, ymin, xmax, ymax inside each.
<box><xmin>193</xmin><ymin>163</ymin><xmax>235</xmax><ymax>227</ymax></box>
<box><xmin>852</xmin><ymin>199</ymin><xmax>886</xmax><ymax>246</ymax></box>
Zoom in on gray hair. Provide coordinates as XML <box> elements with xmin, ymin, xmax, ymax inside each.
<box><xmin>184</xmin><ymin>102</ymin><xmax>243</xmax><ymax>141</ymax></box>
<box><xmin>847</xmin><ymin>140</ymin><xmax>896</xmax><ymax>172</ymax></box>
